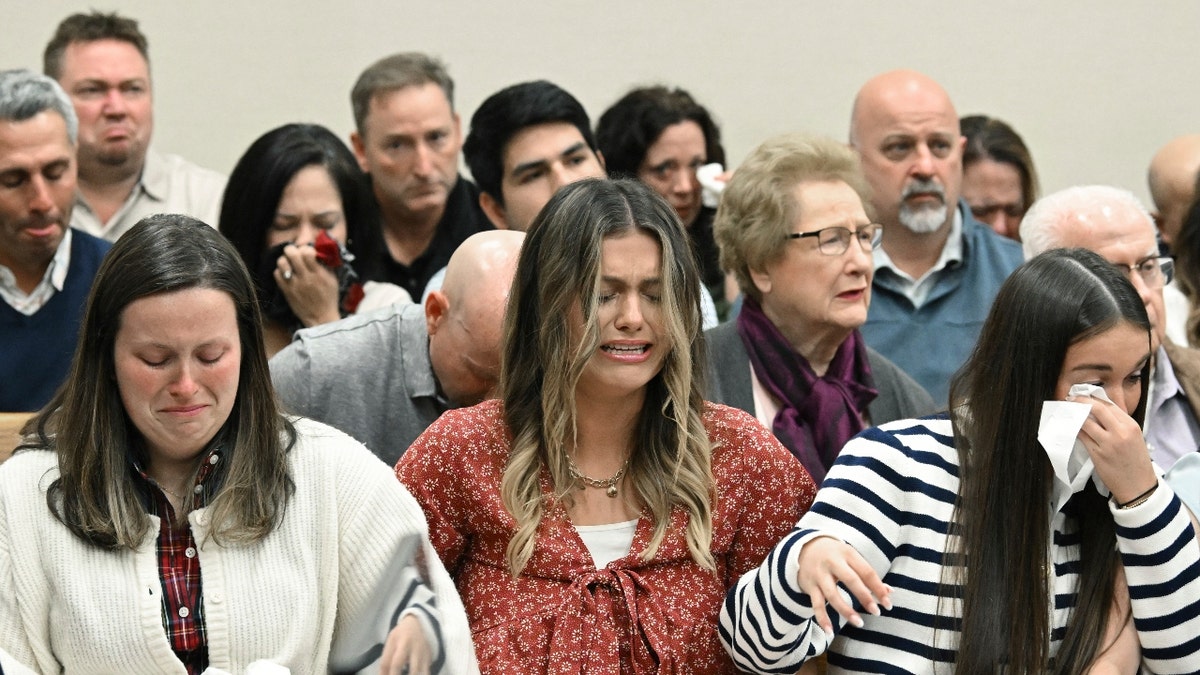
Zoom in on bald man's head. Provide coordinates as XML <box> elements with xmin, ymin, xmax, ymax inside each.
<box><xmin>1147</xmin><ymin>133</ymin><xmax>1200</xmax><ymax>246</ymax></box>
<box><xmin>849</xmin><ymin>69</ymin><xmax>964</xmax><ymax>238</ymax></box>
<box><xmin>426</xmin><ymin>229</ymin><xmax>525</xmax><ymax>406</ymax></box>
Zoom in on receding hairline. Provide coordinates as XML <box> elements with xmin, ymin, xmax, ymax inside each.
<box><xmin>849</xmin><ymin>69</ymin><xmax>959</xmax><ymax>145</ymax></box>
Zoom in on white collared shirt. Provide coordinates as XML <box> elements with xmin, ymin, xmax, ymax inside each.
<box><xmin>873</xmin><ymin>208</ymin><xmax>964</xmax><ymax>308</ymax></box>
<box><xmin>70</xmin><ymin>149</ymin><xmax>226</xmax><ymax>241</ymax></box>
<box><xmin>0</xmin><ymin>229</ymin><xmax>73</xmax><ymax>316</ymax></box>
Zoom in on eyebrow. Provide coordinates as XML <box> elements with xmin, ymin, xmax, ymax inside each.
<box><xmin>1069</xmin><ymin>354</ymin><xmax>1151</xmax><ymax>373</ymax></box>
<box><xmin>510</xmin><ymin>141</ymin><xmax>588</xmax><ymax>177</ymax></box>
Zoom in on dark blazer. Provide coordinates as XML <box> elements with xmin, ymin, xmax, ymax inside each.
<box><xmin>704</xmin><ymin>321</ymin><xmax>940</xmax><ymax>428</ymax></box>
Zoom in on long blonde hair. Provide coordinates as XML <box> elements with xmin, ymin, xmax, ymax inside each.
<box><xmin>498</xmin><ymin>178</ymin><xmax>714</xmax><ymax>575</ymax></box>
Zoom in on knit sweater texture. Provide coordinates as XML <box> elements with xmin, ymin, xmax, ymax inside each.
<box><xmin>0</xmin><ymin>417</ymin><xmax>476</xmax><ymax>674</ymax></box>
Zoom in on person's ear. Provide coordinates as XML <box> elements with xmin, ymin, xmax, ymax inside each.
<box><xmin>748</xmin><ymin>268</ymin><xmax>772</xmax><ymax>296</ymax></box>
<box><xmin>480</xmin><ymin>192</ymin><xmax>509</xmax><ymax>230</ymax></box>
<box><xmin>425</xmin><ymin>290</ymin><xmax>449</xmax><ymax>335</ymax></box>
<box><xmin>350</xmin><ymin>131</ymin><xmax>370</xmax><ymax>174</ymax></box>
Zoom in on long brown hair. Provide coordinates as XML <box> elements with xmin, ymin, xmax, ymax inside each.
<box><xmin>498</xmin><ymin>178</ymin><xmax>714</xmax><ymax>576</ymax></box>
<box><xmin>946</xmin><ymin>248</ymin><xmax>1150</xmax><ymax>673</ymax></box>
<box><xmin>22</xmin><ymin>215</ymin><xmax>294</xmax><ymax>550</ymax></box>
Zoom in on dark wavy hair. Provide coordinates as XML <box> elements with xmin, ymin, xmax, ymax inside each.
<box><xmin>463</xmin><ymin>80</ymin><xmax>597</xmax><ymax>206</ymax></box>
<box><xmin>947</xmin><ymin>247</ymin><xmax>1150</xmax><ymax>673</ymax></box>
<box><xmin>595</xmin><ymin>85</ymin><xmax>724</xmax><ymax>179</ymax></box>
<box><xmin>218</xmin><ymin>123</ymin><xmax>382</xmax><ymax>306</ymax></box>
<box><xmin>23</xmin><ymin>215</ymin><xmax>295</xmax><ymax>550</ymax></box>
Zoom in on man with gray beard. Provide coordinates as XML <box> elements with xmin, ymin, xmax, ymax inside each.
<box><xmin>849</xmin><ymin>69</ymin><xmax>1022</xmax><ymax>402</ymax></box>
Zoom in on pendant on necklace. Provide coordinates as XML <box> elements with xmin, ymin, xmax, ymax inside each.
<box><xmin>606</xmin><ymin>484</ymin><xmax>618</xmax><ymax>498</ymax></box>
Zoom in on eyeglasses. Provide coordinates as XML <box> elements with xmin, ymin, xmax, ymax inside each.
<box><xmin>1112</xmin><ymin>255</ymin><xmax>1174</xmax><ymax>289</ymax></box>
<box><xmin>786</xmin><ymin>223</ymin><xmax>883</xmax><ymax>256</ymax></box>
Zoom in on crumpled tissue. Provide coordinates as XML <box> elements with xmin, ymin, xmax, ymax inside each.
<box><xmin>697</xmin><ymin>163</ymin><xmax>726</xmax><ymax>208</ymax></box>
<box><xmin>1039</xmin><ymin>383</ymin><xmax>1112</xmax><ymax>514</ymax></box>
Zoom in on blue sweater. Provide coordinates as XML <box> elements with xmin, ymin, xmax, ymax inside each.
<box><xmin>0</xmin><ymin>230</ymin><xmax>109</xmax><ymax>411</ymax></box>
<box><xmin>861</xmin><ymin>205</ymin><xmax>1023</xmax><ymax>405</ymax></box>
<box><xmin>720</xmin><ymin>415</ymin><xmax>1200</xmax><ymax>673</ymax></box>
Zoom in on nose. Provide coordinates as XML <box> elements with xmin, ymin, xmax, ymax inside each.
<box><xmin>168</xmin><ymin>361</ymin><xmax>199</xmax><ymax>398</ymax></box>
<box><xmin>292</xmin><ymin>222</ymin><xmax>320</xmax><ymax>247</ymax></box>
<box><xmin>979</xmin><ymin>211</ymin><xmax>1005</xmax><ymax>235</ymax></box>
<box><xmin>102</xmin><ymin>87</ymin><xmax>127</xmax><ymax>116</ymax></box>
<box><xmin>843</xmin><ymin>232</ymin><xmax>872</xmax><ymax>276</ymax></box>
<box><xmin>549</xmin><ymin>163</ymin><xmax>574</xmax><ymax>192</ymax></box>
<box><xmin>615</xmin><ymin>294</ymin><xmax>644</xmax><ymax>330</ymax></box>
<box><xmin>1103</xmin><ymin>384</ymin><xmax>1132</xmax><ymax>415</ymax></box>
<box><xmin>911</xmin><ymin>144</ymin><xmax>935</xmax><ymax>177</ymax></box>
<box><xmin>28</xmin><ymin>176</ymin><xmax>55</xmax><ymax>214</ymax></box>
<box><xmin>412</xmin><ymin>142</ymin><xmax>434</xmax><ymax>178</ymax></box>
<box><xmin>672</xmin><ymin>169</ymin><xmax>695</xmax><ymax>196</ymax></box>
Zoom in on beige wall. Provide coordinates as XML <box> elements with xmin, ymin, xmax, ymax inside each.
<box><xmin>5</xmin><ymin>2</ymin><xmax>1199</xmax><ymax>206</ymax></box>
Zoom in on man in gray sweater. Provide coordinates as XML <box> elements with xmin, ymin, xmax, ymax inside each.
<box><xmin>270</xmin><ymin>230</ymin><xmax>523</xmax><ymax>465</ymax></box>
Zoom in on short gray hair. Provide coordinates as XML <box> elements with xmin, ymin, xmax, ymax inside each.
<box><xmin>0</xmin><ymin>69</ymin><xmax>78</xmax><ymax>144</ymax></box>
<box><xmin>350</xmin><ymin>52</ymin><xmax>453</xmax><ymax>136</ymax></box>
<box><xmin>1020</xmin><ymin>185</ymin><xmax>1154</xmax><ymax>260</ymax></box>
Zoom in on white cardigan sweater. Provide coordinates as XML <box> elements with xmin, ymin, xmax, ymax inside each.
<box><xmin>0</xmin><ymin>418</ymin><xmax>476</xmax><ymax>674</ymax></box>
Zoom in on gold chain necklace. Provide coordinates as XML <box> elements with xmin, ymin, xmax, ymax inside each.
<box><xmin>567</xmin><ymin>456</ymin><xmax>630</xmax><ymax>498</ymax></box>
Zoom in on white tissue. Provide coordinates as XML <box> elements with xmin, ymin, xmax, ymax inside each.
<box><xmin>696</xmin><ymin>162</ymin><xmax>726</xmax><ymax>208</ymax></box>
<box><xmin>1038</xmin><ymin>383</ymin><xmax>1112</xmax><ymax>514</ymax></box>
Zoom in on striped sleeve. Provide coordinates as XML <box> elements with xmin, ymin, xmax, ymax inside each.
<box><xmin>719</xmin><ymin>417</ymin><xmax>961</xmax><ymax>673</ymax></box>
<box><xmin>1112</xmin><ymin>478</ymin><xmax>1200</xmax><ymax>672</ymax></box>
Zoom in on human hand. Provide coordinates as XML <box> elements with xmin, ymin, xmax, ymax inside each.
<box><xmin>380</xmin><ymin>614</ymin><xmax>432</xmax><ymax>675</ymax></box>
<box><xmin>273</xmin><ymin>244</ymin><xmax>341</xmax><ymax>327</ymax></box>
<box><xmin>796</xmin><ymin>536</ymin><xmax>891</xmax><ymax>637</ymax></box>
<box><xmin>1071</xmin><ymin>394</ymin><xmax>1157</xmax><ymax>505</ymax></box>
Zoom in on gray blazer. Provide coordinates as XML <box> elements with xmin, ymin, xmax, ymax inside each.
<box><xmin>704</xmin><ymin>321</ymin><xmax>939</xmax><ymax>426</ymax></box>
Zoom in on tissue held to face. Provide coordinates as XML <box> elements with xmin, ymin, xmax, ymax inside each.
<box><xmin>1053</xmin><ymin>320</ymin><xmax>1151</xmax><ymax>414</ymax></box>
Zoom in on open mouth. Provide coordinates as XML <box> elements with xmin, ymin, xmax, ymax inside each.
<box><xmin>601</xmin><ymin>344</ymin><xmax>649</xmax><ymax>355</ymax></box>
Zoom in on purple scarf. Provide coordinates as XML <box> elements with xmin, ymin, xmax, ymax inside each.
<box><xmin>736</xmin><ymin>295</ymin><xmax>878</xmax><ymax>484</ymax></box>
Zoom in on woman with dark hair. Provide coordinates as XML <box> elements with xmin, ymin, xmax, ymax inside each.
<box><xmin>596</xmin><ymin>86</ymin><xmax>731</xmax><ymax>318</ymax></box>
<box><xmin>219</xmin><ymin>123</ymin><xmax>408</xmax><ymax>356</ymax></box>
<box><xmin>960</xmin><ymin>114</ymin><xmax>1040</xmax><ymax>241</ymax></box>
<box><xmin>722</xmin><ymin>248</ymin><xmax>1200</xmax><ymax>672</ymax></box>
<box><xmin>397</xmin><ymin>178</ymin><xmax>814</xmax><ymax>672</ymax></box>
<box><xmin>0</xmin><ymin>215</ymin><xmax>472</xmax><ymax>674</ymax></box>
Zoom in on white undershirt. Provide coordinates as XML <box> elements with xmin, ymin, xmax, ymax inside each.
<box><xmin>574</xmin><ymin>518</ymin><xmax>638</xmax><ymax>568</ymax></box>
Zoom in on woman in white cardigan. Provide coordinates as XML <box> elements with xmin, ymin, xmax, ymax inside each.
<box><xmin>0</xmin><ymin>215</ymin><xmax>473</xmax><ymax>675</ymax></box>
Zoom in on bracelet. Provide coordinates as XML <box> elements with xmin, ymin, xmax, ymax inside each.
<box><xmin>1115</xmin><ymin>483</ymin><xmax>1158</xmax><ymax>509</ymax></box>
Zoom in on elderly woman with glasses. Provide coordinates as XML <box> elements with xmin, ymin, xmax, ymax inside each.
<box><xmin>706</xmin><ymin>134</ymin><xmax>935</xmax><ymax>485</ymax></box>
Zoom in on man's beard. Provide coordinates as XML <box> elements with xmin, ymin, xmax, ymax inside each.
<box><xmin>897</xmin><ymin>179</ymin><xmax>948</xmax><ymax>234</ymax></box>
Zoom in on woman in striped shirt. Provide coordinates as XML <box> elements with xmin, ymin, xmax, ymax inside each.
<box><xmin>721</xmin><ymin>248</ymin><xmax>1200</xmax><ymax>673</ymax></box>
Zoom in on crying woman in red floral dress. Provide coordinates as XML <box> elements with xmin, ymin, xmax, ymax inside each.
<box><xmin>397</xmin><ymin>178</ymin><xmax>815</xmax><ymax>673</ymax></box>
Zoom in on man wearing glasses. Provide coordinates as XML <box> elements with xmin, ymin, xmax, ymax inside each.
<box><xmin>1021</xmin><ymin>185</ymin><xmax>1200</xmax><ymax>471</ymax></box>
<box><xmin>849</xmin><ymin>70</ymin><xmax>1025</xmax><ymax>403</ymax></box>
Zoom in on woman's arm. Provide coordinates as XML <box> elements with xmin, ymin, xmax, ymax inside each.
<box><xmin>720</xmin><ymin>419</ymin><xmax>952</xmax><ymax>673</ymax></box>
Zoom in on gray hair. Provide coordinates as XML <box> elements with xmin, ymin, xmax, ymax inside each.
<box><xmin>1020</xmin><ymin>185</ymin><xmax>1154</xmax><ymax>260</ymax></box>
<box><xmin>350</xmin><ymin>52</ymin><xmax>454</xmax><ymax>136</ymax></box>
<box><xmin>0</xmin><ymin>69</ymin><xmax>78</xmax><ymax>144</ymax></box>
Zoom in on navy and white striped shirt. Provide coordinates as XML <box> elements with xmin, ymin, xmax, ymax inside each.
<box><xmin>720</xmin><ymin>415</ymin><xmax>1200</xmax><ymax>673</ymax></box>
